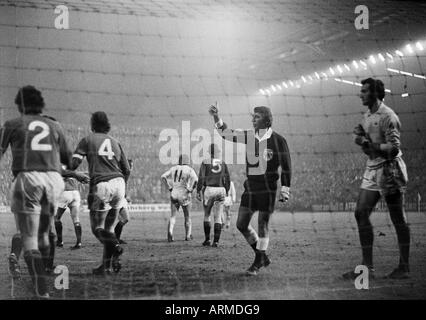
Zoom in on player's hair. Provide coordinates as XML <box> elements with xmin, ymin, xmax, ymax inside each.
<box><xmin>253</xmin><ymin>106</ymin><xmax>273</xmax><ymax>128</ymax></box>
<box><xmin>178</xmin><ymin>154</ymin><xmax>190</xmax><ymax>165</ymax></box>
<box><xmin>14</xmin><ymin>85</ymin><xmax>45</xmax><ymax>114</ymax></box>
<box><xmin>361</xmin><ymin>78</ymin><xmax>385</xmax><ymax>101</ymax></box>
<box><xmin>91</xmin><ymin>111</ymin><xmax>111</xmax><ymax>133</ymax></box>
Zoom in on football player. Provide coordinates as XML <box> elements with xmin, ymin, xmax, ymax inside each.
<box><xmin>222</xmin><ymin>180</ymin><xmax>236</xmax><ymax>229</ymax></box>
<box><xmin>343</xmin><ymin>78</ymin><xmax>410</xmax><ymax>280</ymax></box>
<box><xmin>161</xmin><ymin>155</ymin><xmax>198</xmax><ymax>242</ymax></box>
<box><xmin>209</xmin><ymin>103</ymin><xmax>291</xmax><ymax>275</ymax></box>
<box><xmin>55</xmin><ymin>168</ymin><xmax>90</xmax><ymax>249</ymax></box>
<box><xmin>196</xmin><ymin>144</ymin><xmax>230</xmax><ymax>247</ymax></box>
<box><xmin>71</xmin><ymin>111</ymin><xmax>131</xmax><ymax>275</ymax></box>
<box><xmin>114</xmin><ymin>159</ymin><xmax>133</xmax><ymax>244</ymax></box>
<box><xmin>1</xmin><ymin>86</ymin><xmax>73</xmax><ymax>298</ymax></box>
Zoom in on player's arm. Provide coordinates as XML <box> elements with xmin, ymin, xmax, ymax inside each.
<box><xmin>375</xmin><ymin>115</ymin><xmax>401</xmax><ymax>158</ymax></box>
<box><xmin>71</xmin><ymin>137</ymin><xmax>87</xmax><ymax>170</ymax></box>
<box><xmin>57</xmin><ymin>123</ymin><xmax>73</xmax><ymax>169</ymax></box>
<box><xmin>0</xmin><ymin>123</ymin><xmax>11</xmax><ymax>160</ymax></box>
<box><xmin>118</xmin><ymin>144</ymin><xmax>131</xmax><ymax>183</ymax></box>
<box><xmin>187</xmin><ymin>169</ymin><xmax>198</xmax><ymax>193</ymax></box>
<box><xmin>161</xmin><ymin>169</ymin><xmax>172</xmax><ymax>191</ymax></box>
<box><xmin>197</xmin><ymin>162</ymin><xmax>206</xmax><ymax>193</ymax></box>
<box><xmin>209</xmin><ymin>104</ymin><xmax>248</xmax><ymax>144</ymax></box>
<box><xmin>61</xmin><ymin>166</ymin><xmax>90</xmax><ymax>184</ymax></box>
<box><xmin>222</xmin><ymin>162</ymin><xmax>231</xmax><ymax>194</ymax></box>
<box><xmin>278</xmin><ymin>136</ymin><xmax>291</xmax><ymax>202</ymax></box>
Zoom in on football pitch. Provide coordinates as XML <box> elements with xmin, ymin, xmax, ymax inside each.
<box><xmin>0</xmin><ymin>209</ymin><xmax>425</xmax><ymax>300</ymax></box>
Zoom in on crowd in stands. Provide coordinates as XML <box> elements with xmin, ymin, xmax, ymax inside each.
<box><xmin>0</xmin><ymin>125</ymin><xmax>424</xmax><ymax>211</ymax></box>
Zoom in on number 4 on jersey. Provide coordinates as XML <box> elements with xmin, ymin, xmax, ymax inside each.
<box><xmin>98</xmin><ymin>138</ymin><xmax>115</xmax><ymax>159</ymax></box>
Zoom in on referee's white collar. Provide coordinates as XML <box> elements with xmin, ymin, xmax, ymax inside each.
<box><xmin>255</xmin><ymin>127</ymin><xmax>273</xmax><ymax>142</ymax></box>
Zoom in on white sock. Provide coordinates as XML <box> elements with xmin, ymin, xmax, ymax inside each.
<box><xmin>256</xmin><ymin>237</ymin><xmax>269</xmax><ymax>251</ymax></box>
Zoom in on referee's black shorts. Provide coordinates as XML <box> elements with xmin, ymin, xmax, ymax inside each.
<box><xmin>240</xmin><ymin>179</ymin><xmax>277</xmax><ymax>213</ymax></box>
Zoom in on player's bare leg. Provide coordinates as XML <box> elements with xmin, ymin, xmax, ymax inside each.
<box><xmin>182</xmin><ymin>205</ymin><xmax>192</xmax><ymax>240</ymax></box>
<box><xmin>90</xmin><ymin>209</ymin><xmax>111</xmax><ymax>274</ymax></box>
<box><xmin>17</xmin><ymin>213</ymin><xmax>49</xmax><ymax>298</ymax></box>
<box><xmin>384</xmin><ymin>190</ymin><xmax>410</xmax><ymax>279</ymax></box>
<box><xmin>54</xmin><ymin>207</ymin><xmax>66</xmax><ymax>247</ymax></box>
<box><xmin>212</xmin><ymin>203</ymin><xmax>224</xmax><ymax>247</ymax></box>
<box><xmin>224</xmin><ymin>206</ymin><xmax>231</xmax><ymax>229</ymax></box>
<box><xmin>236</xmin><ymin>206</ymin><xmax>257</xmax><ymax>251</ymax></box>
<box><xmin>202</xmin><ymin>201</ymin><xmax>214</xmax><ymax>246</ymax></box>
<box><xmin>168</xmin><ymin>202</ymin><xmax>178</xmax><ymax>242</ymax></box>
<box><xmin>115</xmin><ymin>207</ymin><xmax>129</xmax><ymax>244</ymax></box>
<box><xmin>343</xmin><ymin>189</ymin><xmax>380</xmax><ymax>280</ymax></box>
<box><xmin>70</xmin><ymin>206</ymin><xmax>82</xmax><ymax>249</ymax></box>
<box><xmin>38</xmin><ymin>202</ymin><xmax>57</xmax><ymax>274</ymax></box>
<box><xmin>104</xmin><ymin>208</ymin><xmax>122</xmax><ymax>273</ymax></box>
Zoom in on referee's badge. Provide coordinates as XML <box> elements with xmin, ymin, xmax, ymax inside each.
<box><xmin>263</xmin><ymin>148</ymin><xmax>273</xmax><ymax>161</ymax></box>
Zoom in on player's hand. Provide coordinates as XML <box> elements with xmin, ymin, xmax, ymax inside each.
<box><xmin>279</xmin><ymin>186</ymin><xmax>290</xmax><ymax>203</ymax></box>
<box><xmin>208</xmin><ymin>102</ymin><xmax>219</xmax><ymax>116</ymax></box>
<box><xmin>75</xmin><ymin>172</ymin><xmax>90</xmax><ymax>184</ymax></box>
<box><xmin>353</xmin><ymin>124</ymin><xmax>366</xmax><ymax>137</ymax></box>
<box><xmin>196</xmin><ymin>192</ymin><xmax>202</xmax><ymax>201</ymax></box>
<box><xmin>354</xmin><ymin>135</ymin><xmax>369</xmax><ymax>146</ymax></box>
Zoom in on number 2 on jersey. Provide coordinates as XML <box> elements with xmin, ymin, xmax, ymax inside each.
<box><xmin>98</xmin><ymin>139</ymin><xmax>115</xmax><ymax>159</ymax></box>
<box><xmin>28</xmin><ymin>121</ymin><xmax>52</xmax><ymax>151</ymax></box>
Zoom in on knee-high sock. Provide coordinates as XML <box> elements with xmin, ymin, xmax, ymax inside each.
<box><xmin>24</xmin><ymin>250</ymin><xmax>48</xmax><ymax>296</ymax></box>
<box><xmin>203</xmin><ymin>221</ymin><xmax>211</xmax><ymax>241</ymax></box>
<box><xmin>213</xmin><ymin>223</ymin><xmax>222</xmax><ymax>243</ymax></box>
<box><xmin>11</xmin><ymin>233</ymin><xmax>22</xmax><ymax>259</ymax></box>
<box><xmin>358</xmin><ymin>223</ymin><xmax>374</xmax><ymax>268</ymax></box>
<box><xmin>47</xmin><ymin>232</ymin><xmax>56</xmax><ymax>269</ymax></box>
<box><xmin>74</xmin><ymin>222</ymin><xmax>82</xmax><ymax>244</ymax></box>
<box><xmin>185</xmin><ymin>219</ymin><xmax>192</xmax><ymax>238</ymax></box>
<box><xmin>55</xmin><ymin>220</ymin><xmax>63</xmax><ymax>243</ymax></box>
<box><xmin>256</xmin><ymin>237</ymin><xmax>269</xmax><ymax>252</ymax></box>
<box><xmin>242</xmin><ymin>225</ymin><xmax>259</xmax><ymax>252</ymax></box>
<box><xmin>114</xmin><ymin>221</ymin><xmax>125</xmax><ymax>240</ymax></box>
<box><xmin>168</xmin><ymin>216</ymin><xmax>176</xmax><ymax>235</ymax></box>
<box><xmin>95</xmin><ymin>229</ymin><xmax>119</xmax><ymax>268</ymax></box>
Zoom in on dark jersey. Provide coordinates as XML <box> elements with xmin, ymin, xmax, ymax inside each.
<box><xmin>0</xmin><ymin>114</ymin><xmax>72</xmax><ymax>177</ymax></box>
<box><xmin>197</xmin><ymin>158</ymin><xmax>230</xmax><ymax>193</ymax></box>
<box><xmin>216</xmin><ymin>122</ymin><xmax>291</xmax><ymax>190</ymax></box>
<box><xmin>73</xmin><ymin>132</ymin><xmax>130</xmax><ymax>185</ymax></box>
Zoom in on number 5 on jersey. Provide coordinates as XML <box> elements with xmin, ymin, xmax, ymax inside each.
<box><xmin>98</xmin><ymin>139</ymin><xmax>115</xmax><ymax>159</ymax></box>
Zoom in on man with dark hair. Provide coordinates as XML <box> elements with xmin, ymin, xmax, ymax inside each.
<box><xmin>196</xmin><ymin>143</ymin><xmax>230</xmax><ymax>247</ymax></box>
<box><xmin>209</xmin><ymin>103</ymin><xmax>291</xmax><ymax>275</ymax></box>
<box><xmin>71</xmin><ymin>111</ymin><xmax>131</xmax><ymax>275</ymax></box>
<box><xmin>1</xmin><ymin>85</ymin><xmax>73</xmax><ymax>298</ymax></box>
<box><xmin>343</xmin><ymin>78</ymin><xmax>410</xmax><ymax>280</ymax></box>
<box><xmin>161</xmin><ymin>155</ymin><xmax>198</xmax><ymax>242</ymax></box>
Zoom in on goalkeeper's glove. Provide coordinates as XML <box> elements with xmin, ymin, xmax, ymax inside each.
<box><xmin>279</xmin><ymin>186</ymin><xmax>290</xmax><ymax>203</ymax></box>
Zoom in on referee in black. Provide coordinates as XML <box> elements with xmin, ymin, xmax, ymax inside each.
<box><xmin>209</xmin><ymin>103</ymin><xmax>291</xmax><ymax>275</ymax></box>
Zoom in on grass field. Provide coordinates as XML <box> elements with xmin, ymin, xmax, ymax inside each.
<box><xmin>1</xmin><ymin>209</ymin><xmax>425</xmax><ymax>300</ymax></box>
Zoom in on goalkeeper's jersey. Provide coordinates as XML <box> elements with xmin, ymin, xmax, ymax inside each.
<box><xmin>358</xmin><ymin>103</ymin><xmax>403</xmax><ymax>168</ymax></box>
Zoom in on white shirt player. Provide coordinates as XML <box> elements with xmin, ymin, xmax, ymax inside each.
<box><xmin>161</xmin><ymin>165</ymin><xmax>198</xmax><ymax>206</ymax></box>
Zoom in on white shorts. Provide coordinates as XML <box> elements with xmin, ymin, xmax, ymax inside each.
<box><xmin>203</xmin><ymin>186</ymin><xmax>226</xmax><ymax>207</ymax></box>
<box><xmin>11</xmin><ymin>171</ymin><xmax>64</xmax><ymax>216</ymax></box>
<box><xmin>58</xmin><ymin>190</ymin><xmax>81</xmax><ymax>209</ymax></box>
<box><xmin>224</xmin><ymin>196</ymin><xmax>233</xmax><ymax>207</ymax></box>
<box><xmin>171</xmin><ymin>187</ymin><xmax>191</xmax><ymax>207</ymax></box>
<box><xmin>360</xmin><ymin>158</ymin><xmax>408</xmax><ymax>195</ymax></box>
<box><xmin>90</xmin><ymin>177</ymin><xmax>126</xmax><ymax>211</ymax></box>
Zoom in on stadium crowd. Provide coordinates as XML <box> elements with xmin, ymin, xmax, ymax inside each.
<box><xmin>0</xmin><ymin>125</ymin><xmax>424</xmax><ymax>211</ymax></box>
